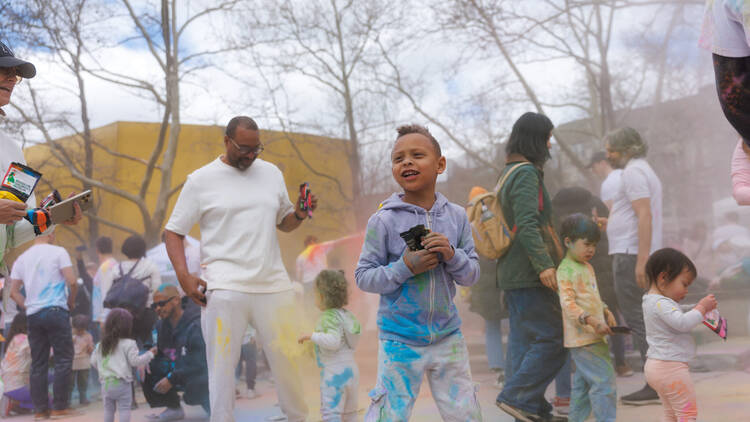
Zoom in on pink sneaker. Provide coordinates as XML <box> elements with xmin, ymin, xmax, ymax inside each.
<box><xmin>731</xmin><ymin>138</ymin><xmax>750</xmax><ymax>205</ymax></box>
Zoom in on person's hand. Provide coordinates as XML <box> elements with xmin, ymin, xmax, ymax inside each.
<box><xmin>592</xmin><ymin>207</ymin><xmax>607</xmax><ymax>231</ymax></box>
<box><xmin>149</xmin><ymin>346</ymin><xmax>158</xmax><ymax>356</ymax></box>
<box><xmin>67</xmin><ymin>295</ymin><xmax>76</xmax><ymax>311</ymax></box>
<box><xmin>421</xmin><ymin>232</ymin><xmax>454</xmax><ymax>261</ymax></box>
<box><xmin>635</xmin><ymin>258</ymin><xmax>648</xmax><ymax>290</ymax></box>
<box><xmin>297</xmin><ymin>334</ymin><xmax>311</xmax><ymax>344</ymax></box>
<box><xmin>539</xmin><ymin>268</ymin><xmax>558</xmax><ymax>290</ymax></box>
<box><xmin>154</xmin><ymin>377</ymin><xmax>173</xmax><ymax>394</ymax></box>
<box><xmin>696</xmin><ymin>294</ymin><xmax>718</xmax><ymax>315</ymax></box>
<box><xmin>403</xmin><ymin>249</ymin><xmax>440</xmax><ymax>275</ymax></box>
<box><xmin>604</xmin><ymin>308</ymin><xmax>617</xmax><ymax>327</ymax></box>
<box><xmin>137</xmin><ymin>362</ymin><xmax>152</xmax><ymax>381</ymax></box>
<box><xmin>587</xmin><ymin>316</ymin><xmax>613</xmax><ymax>336</ymax></box>
<box><xmin>0</xmin><ymin>199</ymin><xmax>26</xmax><ymax>224</ymax></box>
<box><xmin>181</xmin><ymin>273</ymin><xmax>207</xmax><ymax>307</ymax></box>
<box><xmin>61</xmin><ymin>193</ymin><xmax>82</xmax><ymax>226</ymax></box>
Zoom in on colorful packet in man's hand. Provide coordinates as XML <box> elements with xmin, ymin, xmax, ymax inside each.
<box><xmin>703</xmin><ymin>309</ymin><xmax>728</xmax><ymax>340</ymax></box>
<box><xmin>299</xmin><ymin>182</ymin><xmax>313</xmax><ymax>218</ymax></box>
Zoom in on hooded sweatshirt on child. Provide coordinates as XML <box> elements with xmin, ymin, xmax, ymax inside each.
<box><xmin>355</xmin><ymin>192</ymin><xmax>480</xmax><ymax>346</ymax></box>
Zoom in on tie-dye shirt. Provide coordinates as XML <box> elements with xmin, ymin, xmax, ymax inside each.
<box><xmin>700</xmin><ymin>0</ymin><xmax>750</xmax><ymax>57</ymax></box>
<box><xmin>10</xmin><ymin>243</ymin><xmax>72</xmax><ymax>316</ymax></box>
<box><xmin>557</xmin><ymin>257</ymin><xmax>608</xmax><ymax>348</ymax></box>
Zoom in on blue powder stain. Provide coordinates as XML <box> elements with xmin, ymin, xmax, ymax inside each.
<box><xmin>324</xmin><ymin>367</ymin><xmax>353</xmax><ymax>409</ymax></box>
<box><xmin>449</xmin><ymin>383</ymin><xmax>459</xmax><ymax>399</ymax></box>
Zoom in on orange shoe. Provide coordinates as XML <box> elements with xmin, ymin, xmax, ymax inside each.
<box><xmin>34</xmin><ymin>410</ymin><xmax>50</xmax><ymax>420</ymax></box>
<box><xmin>49</xmin><ymin>408</ymin><xmax>83</xmax><ymax>419</ymax></box>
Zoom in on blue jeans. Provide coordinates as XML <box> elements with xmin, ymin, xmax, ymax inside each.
<box><xmin>569</xmin><ymin>342</ymin><xmax>616</xmax><ymax>422</ymax></box>
<box><xmin>485</xmin><ymin>318</ymin><xmax>505</xmax><ymax>371</ymax></box>
<box><xmin>555</xmin><ymin>354</ymin><xmax>572</xmax><ymax>399</ymax></box>
<box><xmin>28</xmin><ymin>306</ymin><xmax>74</xmax><ymax>412</ymax></box>
<box><xmin>498</xmin><ymin>287</ymin><xmax>567</xmax><ymax>416</ymax></box>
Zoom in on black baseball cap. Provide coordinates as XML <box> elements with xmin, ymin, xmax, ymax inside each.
<box><xmin>586</xmin><ymin>151</ymin><xmax>607</xmax><ymax>168</ymax></box>
<box><xmin>0</xmin><ymin>41</ymin><xmax>36</xmax><ymax>79</ymax></box>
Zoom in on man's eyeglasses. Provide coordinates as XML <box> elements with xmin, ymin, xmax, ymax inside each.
<box><xmin>227</xmin><ymin>136</ymin><xmax>264</xmax><ymax>156</ymax></box>
<box><xmin>0</xmin><ymin>67</ymin><xmax>22</xmax><ymax>84</ymax></box>
<box><xmin>150</xmin><ymin>296</ymin><xmax>176</xmax><ymax>310</ymax></box>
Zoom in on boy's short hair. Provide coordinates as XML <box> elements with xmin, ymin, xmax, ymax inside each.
<box><xmin>72</xmin><ymin>314</ymin><xmax>90</xmax><ymax>330</ymax></box>
<box><xmin>560</xmin><ymin>213</ymin><xmax>601</xmax><ymax>243</ymax></box>
<box><xmin>396</xmin><ymin>124</ymin><xmax>441</xmax><ymax>157</ymax></box>
<box><xmin>121</xmin><ymin>235</ymin><xmax>146</xmax><ymax>259</ymax></box>
<box><xmin>96</xmin><ymin>236</ymin><xmax>113</xmax><ymax>254</ymax></box>
<box><xmin>314</xmin><ymin>269</ymin><xmax>348</xmax><ymax>309</ymax></box>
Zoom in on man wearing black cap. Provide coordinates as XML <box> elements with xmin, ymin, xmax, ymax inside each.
<box><xmin>0</xmin><ymin>41</ymin><xmax>83</xmax><ymax>420</ymax></box>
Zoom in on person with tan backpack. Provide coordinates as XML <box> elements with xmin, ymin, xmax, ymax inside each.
<box><xmin>493</xmin><ymin>112</ymin><xmax>567</xmax><ymax>422</ymax></box>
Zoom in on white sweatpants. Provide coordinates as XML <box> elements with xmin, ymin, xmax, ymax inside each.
<box><xmin>320</xmin><ymin>362</ymin><xmax>359</xmax><ymax>422</ymax></box>
<box><xmin>203</xmin><ymin>289</ymin><xmax>308</xmax><ymax>422</ymax></box>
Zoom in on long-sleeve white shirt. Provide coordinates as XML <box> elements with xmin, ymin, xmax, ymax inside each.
<box><xmin>90</xmin><ymin>338</ymin><xmax>153</xmax><ymax>383</ymax></box>
<box><xmin>643</xmin><ymin>294</ymin><xmax>704</xmax><ymax>362</ymax></box>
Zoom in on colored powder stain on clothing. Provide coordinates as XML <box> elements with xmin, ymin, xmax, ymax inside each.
<box><xmin>414</xmin><ymin>273</ymin><xmax>429</xmax><ymax>294</ymax></box>
<box><xmin>269</xmin><ymin>304</ymin><xmax>311</xmax><ymax>371</ymax></box>
<box><xmin>324</xmin><ymin>367</ymin><xmax>354</xmax><ymax>408</ymax></box>
<box><xmin>215</xmin><ymin>317</ymin><xmax>231</xmax><ymax>358</ymax></box>
<box><xmin>449</xmin><ymin>383</ymin><xmax>459</xmax><ymax>400</ymax></box>
<box><xmin>383</xmin><ymin>340</ymin><xmax>420</xmax><ymax>364</ymax></box>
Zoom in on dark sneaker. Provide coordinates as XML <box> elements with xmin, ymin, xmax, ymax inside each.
<box><xmin>540</xmin><ymin>415</ymin><xmax>568</xmax><ymax>422</ymax></box>
<box><xmin>616</xmin><ymin>364</ymin><xmax>634</xmax><ymax>377</ymax></box>
<box><xmin>496</xmin><ymin>401</ymin><xmax>537</xmax><ymax>422</ymax></box>
<box><xmin>621</xmin><ymin>384</ymin><xmax>661</xmax><ymax>406</ymax></box>
<box><xmin>34</xmin><ymin>410</ymin><xmax>50</xmax><ymax>420</ymax></box>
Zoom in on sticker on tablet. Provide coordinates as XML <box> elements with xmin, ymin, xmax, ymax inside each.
<box><xmin>1</xmin><ymin>162</ymin><xmax>42</xmax><ymax>203</ymax></box>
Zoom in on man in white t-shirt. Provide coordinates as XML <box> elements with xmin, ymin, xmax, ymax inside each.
<box><xmin>164</xmin><ymin>116</ymin><xmax>317</xmax><ymax>422</ymax></box>
<box><xmin>9</xmin><ymin>232</ymin><xmax>79</xmax><ymax>417</ymax></box>
<box><xmin>600</xmin><ymin>127</ymin><xmax>663</xmax><ymax>405</ymax></box>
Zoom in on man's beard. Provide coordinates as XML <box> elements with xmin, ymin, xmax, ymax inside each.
<box><xmin>230</xmin><ymin>155</ymin><xmax>254</xmax><ymax>170</ymax></box>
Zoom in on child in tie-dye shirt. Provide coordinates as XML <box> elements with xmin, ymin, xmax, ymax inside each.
<box><xmin>298</xmin><ymin>270</ymin><xmax>361</xmax><ymax>422</ymax></box>
<box><xmin>557</xmin><ymin>214</ymin><xmax>617</xmax><ymax>422</ymax></box>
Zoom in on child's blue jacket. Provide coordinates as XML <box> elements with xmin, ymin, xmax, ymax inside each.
<box><xmin>355</xmin><ymin>192</ymin><xmax>480</xmax><ymax>346</ymax></box>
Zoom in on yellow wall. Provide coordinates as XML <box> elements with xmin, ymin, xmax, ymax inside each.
<box><xmin>22</xmin><ymin>121</ymin><xmax>356</xmax><ymax>275</ymax></box>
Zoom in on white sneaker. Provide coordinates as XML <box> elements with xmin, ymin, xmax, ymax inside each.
<box><xmin>158</xmin><ymin>407</ymin><xmax>185</xmax><ymax>421</ymax></box>
<box><xmin>244</xmin><ymin>388</ymin><xmax>259</xmax><ymax>399</ymax></box>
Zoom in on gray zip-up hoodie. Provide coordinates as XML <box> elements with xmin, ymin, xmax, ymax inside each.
<box><xmin>355</xmin><ymin>192</ymin><xmax>480</xmax><ymax>346</ymax></box>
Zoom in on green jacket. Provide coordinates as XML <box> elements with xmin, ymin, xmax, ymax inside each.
<box><xmin>496</xmin><ymin>161</ymin><xmax>561</xmax><ymax>290</ymax></box>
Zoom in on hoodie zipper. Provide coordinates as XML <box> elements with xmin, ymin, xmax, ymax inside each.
<box><xmin>425</xmin><ymin>210</ymin><xmax>436</xmax><ymax>344</ymax></box>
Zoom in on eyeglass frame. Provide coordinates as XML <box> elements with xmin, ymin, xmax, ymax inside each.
<box><xmin>0</xmin><ymin>67</ymin><xmax>23</xmax><ymax>84</ymax></box>
<box><xmin>226</xmin><ymin>136</ymin><xmax>264</xmax><ymax>156</ymax></box>
<box><xmin>150</xmin><ymin>295</ymin><xmax>177</xmax><ymax>310</ymax></box>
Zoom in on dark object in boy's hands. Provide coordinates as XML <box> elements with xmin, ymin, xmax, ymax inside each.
<box><xmin>610</xmin><ymin>326</ymin><xmax>632</xmax><ymax>334</ymax></box>
<box><xmin>400</xmin><ymin>224</ymin><xmax>430</xmax><ymax>251</ymax></box>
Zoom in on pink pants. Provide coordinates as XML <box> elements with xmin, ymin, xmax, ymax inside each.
<box><xmin>644</xmin><ymin>359</ymin><xmax>697</xmax><ymax>422</ymax></box>
<box><xmin>731</xmin><ymin>138</ymin><xmax>750</xmax><ymax>205</ymax></box>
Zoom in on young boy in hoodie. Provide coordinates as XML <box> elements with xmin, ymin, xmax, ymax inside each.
<box><xmin>355</xmin><ymin>124</ymin><xmax>481</xmax><ymax>421</ymax></box>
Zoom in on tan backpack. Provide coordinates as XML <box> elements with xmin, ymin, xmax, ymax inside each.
<box><xmin>468</xmin><ymin>162</ymin><xmax>531</xmax><ymax>259</ymax></box>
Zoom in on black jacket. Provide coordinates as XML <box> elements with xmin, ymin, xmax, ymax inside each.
<box><xmin>155</xmin><ymin>299</ymin><xmax>208</xmax><ymax>405</ymax></box>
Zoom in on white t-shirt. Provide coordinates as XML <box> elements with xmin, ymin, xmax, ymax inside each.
<box><xmin>111</xmin><ymin>258</ymin><xmax>162</xmax><ymax>306</ymax></box>
<box><xmin>599</xmin><ymin>169</ymin><xmax>622</xmax><ymax>204</ymax></box>
<box><xmin>166</xmin><ymin>158</ymin><xmax>295</xmax><ymax>293</ymax></box>
<box><xmin>92</xmin><ymin>257</ymin><xmax>117</xmax><ymax>323</ymax></box>
<box><xmin>607</xmin><ymin>158</ymin><xmax>663</xmax><ymax>255</ymax></box>
<box><xmin>700</xmin><ymin>0</ymin><xmax>750</xmax><ymax>58</ymax></box>
<box><xmin>10</xmin><ymin>243</ymin><xmax>72</xmax><ymax>316</ymax></box>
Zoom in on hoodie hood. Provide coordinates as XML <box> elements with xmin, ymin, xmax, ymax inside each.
<box><xmin>338</xmin><ymin>309</ymin><xmax>361</xmax><ymax>350</ymax></box>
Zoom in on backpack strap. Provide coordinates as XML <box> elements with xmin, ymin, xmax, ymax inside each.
<box><xmin>493</xmin><ymin>162</ymin><xmax>532</xmax><ymax>194</ymax></box>
<box><xmin>115</xmin><ymin>258</ymin><xmax>142</xmax><ymax>285</ymax></box>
